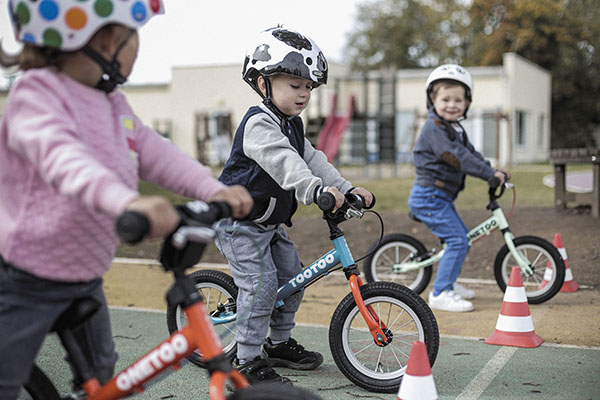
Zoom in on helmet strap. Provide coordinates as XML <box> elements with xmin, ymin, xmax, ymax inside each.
<box><xmin>81</xmin><ymin>30</ymin><xmax>134</xmax><ymax>93</ymax></box>
<box><xmin>261</xmin><ymin>75</ymin><xmax>292</xmax><ymax>120</ymax></box>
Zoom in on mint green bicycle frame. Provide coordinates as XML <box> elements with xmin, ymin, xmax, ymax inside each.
<box><xmin>391</xmin><ymin>206</ymin><xmax>534</xmax><ymax>277</ymax></box>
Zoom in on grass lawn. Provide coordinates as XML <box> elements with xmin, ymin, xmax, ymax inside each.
<box><xmin>138</xmin><ymin>164</ymin><xmax>561</xmax><ymax>218</ymax></box>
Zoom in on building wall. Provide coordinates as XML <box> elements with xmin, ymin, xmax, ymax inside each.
<box><xmin>0</xmin><ymin>54</ymin><xmax>550</xmax><ymax>167</ymax></box>
<box><xmin>502</xmin><ymin>52</ymin><xmax>552</xmax><ymax>164</ymax></box>
<box><xmin>121</xmin><ymin>83</ymin><xmax>171</xmax><ymax>135</ymax></box>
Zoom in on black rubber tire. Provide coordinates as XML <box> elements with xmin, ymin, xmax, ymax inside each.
<box><xmin>228</xmin><ymin>383</ymin><xmax>323</xmax><ymax>399</ymax></box>
<box><xmin>21</xmin><ymin>364</ymin><xmax>61</xmax><ymax>400</ymax></box>
<box><xmin>166</xmin><ymin>269</ymin><xmax>238</xmax><ymax>368</ymax></box>
<box><xmin>494</xmin><ymin>235</ymin><xmax>566</xmax><ymax>304</ymax></box>
<box><xmin>363</xmin><ymin>233</ymin><xmax>433</xmax><ymax>293</ymax></box>
<box><xmin>328</xmin><ymin>281</ymin><xmax>439</xmax><ymax>393</ymax></box>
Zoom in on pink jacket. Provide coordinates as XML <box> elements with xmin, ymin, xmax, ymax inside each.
<box><xmin>0</xmin><ymin>69</ymin><xmax>225</xmax><ymax>281</ymax></box>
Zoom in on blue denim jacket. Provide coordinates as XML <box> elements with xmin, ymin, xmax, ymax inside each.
<box><xmin>413</xmin><ymin>109</ymin><xmax>496</xmax><ymax>199</ymax></box>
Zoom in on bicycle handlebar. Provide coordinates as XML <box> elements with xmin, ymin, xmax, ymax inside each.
<box><xmin>316</xmin><ymin>192</ymin><xmax>376</xmax><ymax>213</ymax></box>
<box><xmin>116</xmin><ymin>201</ymin><xmax>232</xmax><ymax>245</ymax></box>
<box><xmin>116</xmin><ymin>210</ymin><xmax>151</xmax><ymax>244</ymax></box>
<box><xmin>487</xmin><ymin>173</ymin><xmax>510</xmax><ymax>200</ymax></box>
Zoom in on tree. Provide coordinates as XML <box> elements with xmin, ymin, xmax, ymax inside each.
<box><xmin>344</xmin><ymin>0</ymin><xmax>471</xmax><ymax>70</ymax></box>
<box><xmin>468</xmin><ymin>0</ymin><xmax>599</xmax><ymax>147</ymax></box>
<box><xmin>344</xmin><ymin>0</ymin><xmax>600</xmax><ymax>147</ymax></box>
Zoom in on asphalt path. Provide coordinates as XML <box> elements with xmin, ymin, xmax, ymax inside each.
<box><xmin>33</xmin><ymin>306</ymin><xmax>600</xmax><ymax>400</ymax></box>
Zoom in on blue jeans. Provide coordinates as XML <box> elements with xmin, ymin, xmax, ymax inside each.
<box><xmin>408</xmin><ymin>185</ymin><xmax>470</xmax><ymax>296</ymax></box>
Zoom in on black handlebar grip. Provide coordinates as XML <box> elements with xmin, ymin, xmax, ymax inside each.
<box><xmin>211</xmin><ymin>201</ymin><xmax>233</xmax><ymax>220</ymax></box>
<box><xmin>180</xmin><ymin>201</ymin><xmax>233</xmax><ymax>225</ymax></box>
<box><xmin>317</xmin><ymin>192</ymin><xmax>336</xmax><ymax>212</ymax></box>
<box><xmin>488</xmin><ymin>176</ymin><xmax>501</xmax><ymax>188</ymax></box>
<box><xmin>116</xmin><ymin>211</ymin><xmax>150</xmax><ymax>244</ymax></box>
<box><xmin>345</xmin><ymin>193</ymin><xmax>364</xmax><ymax>209</ymax></box>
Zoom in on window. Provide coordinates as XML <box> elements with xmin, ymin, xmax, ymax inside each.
<box><xmin>538</xmin><ymin>114</ymin><xmax>545</xmax><ymax>148</ymax></box>
<box><xmin>515</xmin><ymin>110</ymin><xmax>528</xmax><ymax>148</ymax></box>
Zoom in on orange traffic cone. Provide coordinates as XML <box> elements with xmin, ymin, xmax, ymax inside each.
<box><xmin>538</xmin><ymin>233</ymin><xmax>579</xmax><ymax>292</ymax></box>
<box><xmin>397</xmin><ymin>341</ymin><xmax>438</xmax><ymax>400</ymax></box>
<box><xmin>555</xmin><ymin>234</ymin><xmax>579</xmax><ymax>292</ymax></box>
<box><xmin>486</xmin><ymin>267</ymin><xmax>544</xmax><ymax>348</ymax></box>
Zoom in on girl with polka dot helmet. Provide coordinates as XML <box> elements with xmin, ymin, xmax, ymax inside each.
<box><xmin>5</xmin><ymin>0</ymin><xmax>164</xmax><ymax>92</ymax></box>
<box><xmin>0</xmin><ymin>1</ymin><xmax>254</xmax><ymax>397</ymax></box>
<box><xmin>242</xmin><ymin>27</ymin><xmax>328</xmax><ymax>114</ymax></box>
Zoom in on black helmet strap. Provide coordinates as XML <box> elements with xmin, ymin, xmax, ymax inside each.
<box><xmin>260</xmin><ymin>75</ymin><xmax>292</xmax><ymax>120</ymax></box>
<box><xmin>81</xmin><ymin>30</ymin><xmax>134</xmax><ymax>93</ymax></box>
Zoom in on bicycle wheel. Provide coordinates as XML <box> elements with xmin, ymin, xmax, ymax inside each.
<box><xmin>494</xmin><ymin>235</ymin><xmax>566</xmax><ymax>304</ymax></box>
<box><xmin>166</xmin><ymin>269</ymin><xmax>238</xmax><ymax>368</ymax></box>
<box><xmin>228</xmin><ymin>383</ymin><xmax>323</xmax><ymax>399</ymax></box>
<box><xmin>363</xmin><ymin>234</ymin><xmax>433</xmax><ymax>293</ymax></box>
<box><xmin>19</xmin><ymin>364</ymin><xmax>60</xmax><ymax>400</ymax></box>
<box><xmin>329</xmin><ymin>281</ymin><xmax>439</xmax><ymax>393</ymax></box>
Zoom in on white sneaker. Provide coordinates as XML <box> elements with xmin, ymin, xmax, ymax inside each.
<box><xmin>453</xmin><ymin>283</ymin><xmax>475</xmax><ymax>300</ymax></box>
<box><xmin>428</xmin><ymin>290</ymin><xmax>474</xmax><ymax>312</ymax></box>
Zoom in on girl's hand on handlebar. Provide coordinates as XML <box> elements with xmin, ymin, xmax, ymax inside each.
<box><xmin>493</xmin><ymin>170</ymin><xmax>508</xmax><ymax>186</ymax></box>
<box><xmin>209</xmin><ymin>185</ymin><xmax>253</xmax><ymax>219</ymax></box>
<box><xmin>126</xmin><ymin>196</ymin><xmax>180</xmax><ymax>239</ymax></box>
<box><xmin>498</xmin><ymin>168</ymin><xmax>510</xmax><ymax>181</ymax></box>
<box><xmin>326</xmin><ymin>187</ymin><xmax>346</xmax><ymax>210</ymax></box>
<box><xmin>351</xmin><ymin>187</ymin><xmax>374</xmax><ymax>208</ymax></box>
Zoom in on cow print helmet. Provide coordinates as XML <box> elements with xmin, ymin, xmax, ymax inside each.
<box><xmin>242</xmin><ymin>27</ymin><xmax>328</xmax><ymax>98</ymax></box>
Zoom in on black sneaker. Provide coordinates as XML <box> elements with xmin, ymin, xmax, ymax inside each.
<box><xmin>234</xmin><ymin>356</ymin><xmax>292</xmax><ymax>385</ymax></box>
<box><xmin>263</xmin><ymin>337</ymin><xmax>324</xmax><ymax>370</ymax></box>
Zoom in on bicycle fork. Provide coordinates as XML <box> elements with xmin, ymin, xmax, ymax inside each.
<box><xmin>348</xmin><ymin>273</ymin><xmax>391</xmax><ymax>346</ymax></box>
<box><xmin>489</xmin><ymin>209</ymin><xmax>534</xmax><ymax>277</ymax></box>
<box><xmin>333</xmin><ymin>235</ymin><xmax>391</xmax><ymax>346</ymax></box>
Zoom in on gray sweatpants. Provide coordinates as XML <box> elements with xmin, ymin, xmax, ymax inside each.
<box><xmin>0</xmin><ymin>258</ymin><xmax>117</xmax><ymax>399</ymax></box>
<box><xmin>215</xmin><ymin>220</ymin><xmax>304</xmax><ymax>362</ymax></box>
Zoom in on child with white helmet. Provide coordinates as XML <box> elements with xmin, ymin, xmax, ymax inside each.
<box><xmin>409</xmin><ymin>64</ymin><xmax>509</xmax><ymax>312</ymax></box>
<box><xmin>215</xmin><ymin>27</ymin><xmax>373</xmax><ymax>385</ymax></box>
<box><xmin>0</xmin><ymin>1</ymin><xmax>252</xmax><ymax>397</ymax></box>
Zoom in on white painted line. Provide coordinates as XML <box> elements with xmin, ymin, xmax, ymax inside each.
<box><xmin>112</xmin><ymin>259</ymin><xmax>504</xmax><ymax>285</ymax></box>
<box><xmin>113</xmin><ymin>257</ymin><xmax>160</xmax><ymax>265</ymax></box>
<box><xmin>110</xmin><ymin>305</ymin><xmax>165</xmax><ymax>314</ymax></box>
<box><xmin>455</xmin><ymin>346</ymin><xmax>517</xmax><ymax>400</ymax></box>
<box><xmin>112</xmin><ymin>257</ymin><xmax>230</xmax><ymax>270</ymax></box>
<box><xmin>456</xmin><ymin>277</ymin><xmax>498</xmax><ymax>285</ymax></box>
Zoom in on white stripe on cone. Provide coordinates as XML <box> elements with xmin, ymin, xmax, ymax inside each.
<box><xmin>504</xmin><ymin>286</ymin><xmax>528</xmax><ymax>303</ymax></box>
<box><xmin>565</xmin><ymin>268</ymin><xmax>574</xmax><ymax>280</ymax></box>
<box><xmin>558</xmin><ymin>247</ymin><xmax>567</xmax><ymax>259</ymax></box>
<box><xmin>398</xmin><ymin>375</ymin><xmax>438</xmax><ymax>399</ymax></box>
<box><xmin>495</xmin><ymin>315</ymin><xmax>535</xmax><ymax>332</ymax></box>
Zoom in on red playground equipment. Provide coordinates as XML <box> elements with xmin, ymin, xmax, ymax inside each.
<box><xmin>316</xmin><ymin>94</ymin><xmax>355</xmax><ymax>162</ymax></box>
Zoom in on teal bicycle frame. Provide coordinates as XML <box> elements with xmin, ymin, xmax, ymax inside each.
<box><xmin>392</xmin><ymin>184</ymin><xmax>534</xmax><ymax>277</ymax></box>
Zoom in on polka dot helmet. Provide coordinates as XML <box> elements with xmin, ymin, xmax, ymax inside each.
<box><xmin>8</xmin><ymin>0</ymin><xmax>164</xmax><ymax>51</ymax></box>
<box><xmin>243</xmin><ymin>27</ymin><xmax>328</xmax><ymax>97</ymax></box>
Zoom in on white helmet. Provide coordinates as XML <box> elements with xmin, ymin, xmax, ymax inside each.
<box><xmin>425</xmin><ymin>64</ymin><xmax>473</xmax><ymax>113</ymax></box>
<box><xmin>8</xmin><ymin>0</ymin><xmax>164</xmax><ymax>51</ymax></box>
<box><xmin>242</xmin><ymin>27</ymin><xmax>328</xmax><ymax>98</ymax></box>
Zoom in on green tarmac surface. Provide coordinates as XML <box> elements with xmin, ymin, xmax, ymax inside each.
<box><xmin>35</xmin><ymin>308</ymin><xmax>600</xmax><ymax>400</ymax></box>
